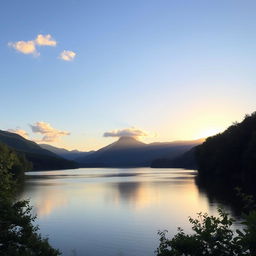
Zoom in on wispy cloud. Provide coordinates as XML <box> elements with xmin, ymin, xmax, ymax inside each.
<box><xmin>7</xmin><ymin>128</ymin><xmax>29</xmax><ymax>139</ymax></box>
<box><xmin>8</xmin><ymin>34</ymin><xmax>57</xmax><ymax>56</ymax></box>
<box><xmin>30</xmin><ymin>121</ymin><xmax>70</xmax><ymax>142</ymax></box>
<box><xmin>59</xmin><ymin>50</ymin><xmax>76</xmax><ymax>61</ymax></box>
<box><xmin>103</xmin><ymin>127</ymin><xmax>148</xmax><ymax>138</ymax></box>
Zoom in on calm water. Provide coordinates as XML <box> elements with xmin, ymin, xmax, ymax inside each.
<box><xmin>18</xmin><ymin>168</ymin><xmax>236</xmax><ymax>256</ymax></box>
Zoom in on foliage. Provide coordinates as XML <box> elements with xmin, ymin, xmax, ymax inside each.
<box><xmin>0</xmin><ymin>143</ymin><xmax>32</xmax><ymax>179</ymax></box>
<box><xmin>0</xmin><ymin>142</ymin><xmax>61</xmax><ymax>256</ymax></box>
<box><xmin>156</xmin><ymin>208</ymin><xmax>256</xmax><ymax>256</ymax></box>
<box><xmin>196</xmin><ymin>112</ymin><xmax>256</xmax><ymax>182</ymax></box>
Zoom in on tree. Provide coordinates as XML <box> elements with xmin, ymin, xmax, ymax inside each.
<box><xmin>196</xmin><ymin>111</ymin><xmax>256</xmax><ymax>182</ymax></box>
<box><xmin>0</xmin><ymin>143</ymin><xmax>61</xmax><ymax>256</ymax></box>
<box><xmin>156</xmin><ymin>209</ymin><xmax>256</xmax><ymax>256</ymax></box>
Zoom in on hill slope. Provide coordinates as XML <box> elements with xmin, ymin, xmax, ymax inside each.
<box><xmin>196</xmin><ymin>112</ymin><xmax>256</xmax><ymax>182</ymax></box>
<box><xmin>0</xmin><ymin>130</ymin><xmax>77</xmax><ymax>170</ymax></box>
<box><xmin>151</xmin><ymin>147</ymin><xmax>198</xmax><ymax>169</ymax></box>
<box><xmin>77</xmin><ymin>136</ymin><xmax>202</xmax><ymax>167</ymax></box>
<box><xmin>40</xmin><ymin>144</ymin><xmax>94</xmax><ymax>160</ymax></box>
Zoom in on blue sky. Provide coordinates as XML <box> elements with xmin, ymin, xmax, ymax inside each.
<box><xmin>1</xmin><ymin>0</ymin><xmax>256</xmax><ymax>150</ymax></box>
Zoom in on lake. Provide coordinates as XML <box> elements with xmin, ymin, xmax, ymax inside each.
<box><xmin>18</xmin><ymin>168</ymin><xmax>237</xmax><ymax>256</ymax></box>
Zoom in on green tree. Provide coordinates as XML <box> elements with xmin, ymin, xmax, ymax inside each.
<box><xmin>0</xmin><ymin>143</ymin><xmax>61</xmax><ymax>256</ymax></box>
<box><xmin>156</xmin><ymin>208</ymin><xmax>256</xmax><ymax>256</ymax></box>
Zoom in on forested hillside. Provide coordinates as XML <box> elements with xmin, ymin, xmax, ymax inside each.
<box><xmin>196</xmin><ymin>112</ymin><xmax>256</xmax><ymax>182</ymax></box>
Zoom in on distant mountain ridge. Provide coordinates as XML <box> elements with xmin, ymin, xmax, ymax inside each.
<box><xmin>0</xmin><ymin>130</ymin><xmax>55</xmax><ymax>156</ymax></box>
<box><xmin>151</xmin><ymin>147</ymin><xmax>198</xmax><ymax>169</ymax></box>
<box><xmin>40</xmin><ymin>144</ymin><xmax>94</xmax><ymax>160</ymax></box>
<box><xmin>0</xmin><ymin>130</ymin><xmax>77</xmax><ymax>171</ymax></box>
<box><xmin>77</xmin><ymin>136</ymin><xmax>203</xmax><ymax>167</ymax></box>
<box><xmin>0</xmin><ymin>130</ymin><xmax>205</xmax><ymax>169</ymax></box>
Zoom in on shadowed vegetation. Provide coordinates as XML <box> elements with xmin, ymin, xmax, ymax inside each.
<box><xmin>0</xmin><ymin>143</ymin><xmax>61</xmax><ymax>255</ymax></box>
<box><xmin>196</xmin><ymin>112</ymin><xmax>256</xmax><ymax>183</ymax></box>
<box><xmin>156</xmin><ymin>112</ymin><xmax>256</xmax><ymax>255</ymax></box>
<box><xmin>156</xmin><ymin>192</ymin><xmax>256</xmax><ymax>256</ymax></box>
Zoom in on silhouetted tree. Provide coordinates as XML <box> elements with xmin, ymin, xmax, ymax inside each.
<box><xmin>196</xmin><ymin>112</ymin><xmax>256</xmax><ymax>183</ymax></box>
<box><xmin>0</xmin><ymin>143</ymin><xmax>61</xmax><ymax>256</ymax></box>
<box><xmin>156</xmin><ymin>208</ymin><xmax>256</xmax><ymax>255</ymax></box>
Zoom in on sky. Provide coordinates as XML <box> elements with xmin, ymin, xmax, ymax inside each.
<box><xmin>1</xmin><ymin>0</ymin><xmax>256</xmax><ymax>151</ymax></box>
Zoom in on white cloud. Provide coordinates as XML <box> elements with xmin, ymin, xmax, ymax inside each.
<box><xmin>30</xmin><ymin>121</ymin><xmax>70</xmax><ymax>142</ymax></box>
<box><xmin>35</xmin><ymin>34</ymin><xmax>57</xmax><ymax>46</ymax></box>
<box><xmin>59</xmin><ymin>50</ymin><xmax>76</xmax><ymax>61</ymax></box>
<box><xmin>8</xmin><ymin>34</ymin><xmax>56</xmax><ymax>56</ymax></box>
<box><xmin>8</xmin><ymin>40</ymin><xmax>39</xmax><ymax>56</ymax></box>
<box><xmin>7</xmin><ymin>129</ymin><xmax>29</xmax><ymax>139</ymax></box>
<box><xmin>103</xmin><ymin>128</ymin><xmax>148</xmax><ymax>138</ymax></box>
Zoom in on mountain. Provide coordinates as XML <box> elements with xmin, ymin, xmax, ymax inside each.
<box><xmin>0</xmin><ymin>130</ymin><xmax>77</xmax><ymax>171</ymax></box>
<box><xmin>196</xmin><ymin>112</ymin><xmax>256</xmax><ymax>183</ymax></box>
<box><xmin>77</xmin><ymin>136</ymin><xmax>202</xmax><ymax>167</ymax></box>
<box><xmin>40</xmin><ymin>144</ymin><xmax>94</xmax><ymax>160</ymax></box>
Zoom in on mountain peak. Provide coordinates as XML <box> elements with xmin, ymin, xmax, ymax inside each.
<box><xmin>98</xmin><ymin>136</ymin><xmax>145</xmax><ymax>152</ymax></box>
<box><xmin>116</xmin><ymin>136</ymin><xmax>145</xmax><ymax>146</ymax></box>
<box><xmin>118</xmin><ymin>136</ymin><xmax>138</xmax><ymax>141</ymax></box>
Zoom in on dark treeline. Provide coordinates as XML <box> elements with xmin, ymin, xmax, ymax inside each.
<box><xmin>0</xmin><ymin>143</ymin><xmax>32</xmax><ymax>179</ymax></box>
<box><xmin>151</xmin><ymin>147</ymin><xmax>198</xmax><ymax>169</ymax></box>
<box><xmin>24</xmin><ymin>152</ymin><xmax>77</xmax><ymax>171</ymax></box>
<box><xmin>155</xmin><ymin>111</ymin><xmax>256</xmax><ymax>255</ymax></box>
<box><xmin>153</xmin><ymin>112</ymin><xmax>256</xmax><ymax>186</ymax></box>
<box><xmin>0</xmin><ymin>142</ymin><xmax>60</xmax><ymax>255</ymax></box>
<box><xmin>196</xmin><ymin>112</ymin><xmax>256</xmax><ymax>183</ymax></box>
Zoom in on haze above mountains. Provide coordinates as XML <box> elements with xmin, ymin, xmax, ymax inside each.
<box><xmin>0</xmin><ymin>129</ymin><xmax>203</xmax><ymax>170</ymax></box>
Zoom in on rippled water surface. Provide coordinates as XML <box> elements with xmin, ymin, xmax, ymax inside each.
<box><xmin>19</xmin><ymin>168</ymin><xmax>233</xmax><ymax>256</ymax></box>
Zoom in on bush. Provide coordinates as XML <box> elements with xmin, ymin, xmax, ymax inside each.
<box><xmin>156</xmin><ymin>208</ymin><xmax>256</xmax><ymax>256</ymax></box>
<box><xmin>0</xmin><ymin>143</ymin><xmax>61</xmax><ymax>256</ymax></box>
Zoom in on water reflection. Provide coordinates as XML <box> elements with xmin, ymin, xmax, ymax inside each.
<box><xmin>17</xmin><ymin>168</ymin><xmax>231</xmax><ymax>256</ymax></box>
<box><xmin>196</xmin><ymin>176</ymin><xmax>256</xmax><ymax>218</ymax></box>
<box><xmin>19</xmin><ymin>181</ymin><xmax>69</xmax><ymax>217</ymax></box>
<box><xmin>39</xmin><ymin>187</ymin><xmax>69</xmax><ymax>217</ymax></box>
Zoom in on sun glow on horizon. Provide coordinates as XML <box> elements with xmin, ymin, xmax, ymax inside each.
<box><xmin>196</xmin><ymin>128</ymin><xmax>222</xmax><ymax>139</ymax></box>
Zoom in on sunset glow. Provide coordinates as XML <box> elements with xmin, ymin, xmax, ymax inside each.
<box><xmin>2</xmin><ymin>1</ymin><xmax>256</xmax><ymax>256</ymax></box>
<box><xmin>197</xmin><ymin>128</ymin><xmax>222</xmax><ymax>139</ymax></box>
<box><xmin>1</xmin><ymin>0</ymin><xmax>255</xmax><ymax>151</ymax></box>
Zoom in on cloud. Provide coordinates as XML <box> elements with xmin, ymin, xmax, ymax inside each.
<box><xmin>103</xmin><ymin>128</ymin><xmax>148</xmax><ymax>138</ymax></box>
<box><xmin>30</xmin><ymin>121</ymin><xmax>70</xmax><ymax>142</ymax></box>
<box><xmin>59</xmin><ymin>50</ymin><xmax>76</xmax><ymax>61</ymax></box>
<box><xmin>8</xmin><ymin>34</ymin><xmax>56</xmax><ymax>56</ymax></box>
<box><xmin>35</xmin><ymin>34</ymin><xmax>57</xmax><ymax>46</ymax></box>
<box><xmin>7</xmin><ymin>129</ymin><xmax>29</xmax><ymax>139</ymax></box>
<box><xmin>8</xmin><ymin>40</ymin><xmax>39</xmax><ymax>56</ymax></box>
